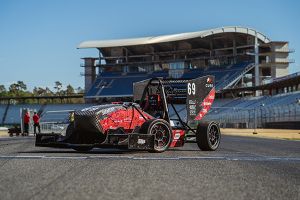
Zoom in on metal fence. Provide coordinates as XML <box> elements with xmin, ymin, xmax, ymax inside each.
<box><xmin>28</xmin><ymin>110</ymin><xmax>71</xmax><ymax>135</ymax></box>
<box><xmin>204</xmin><ymin>103</ymin><xmax>300</xmax><ymax>129</ymax></box>
<box><xmin>36</xmin><ymin>122</ymin><xmax>68</xmax><ymax>135</ymax></box>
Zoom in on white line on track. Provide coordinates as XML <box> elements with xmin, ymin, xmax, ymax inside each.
<box><xmin>0</xmin><ymin>155</ymin><xmax>299</xmax><ymax>162</ymax></box>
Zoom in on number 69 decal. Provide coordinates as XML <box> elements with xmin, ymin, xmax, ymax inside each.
<box><xmin>187</xmin><ymin>83</ymin><xmax>196</xmax><ymax>95</ymax></box>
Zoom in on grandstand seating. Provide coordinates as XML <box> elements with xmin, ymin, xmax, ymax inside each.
<box><xmin>204</xmin><ymin>91</ymin><xmax>300</xmax><ymax>128</ymax></box>
<box><xmin>86</xmin><ymin>74</ymin><xmax>149</xmax><ymax>97</ymax></box>
<box><xmin>212</xmin><ymin>91</ymin><xmax>300</xmax><ymax>110</ymax></box>
<box><xmin>86</xmin><ymin>62</ymin><xmax>252</xmax><ymax>97</ymax></box>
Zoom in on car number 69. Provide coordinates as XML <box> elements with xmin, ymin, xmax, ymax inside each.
<box><xmin>187</xmin><ymin>83</ymin><xmax>196</xmax><ymax>95</ymax></box>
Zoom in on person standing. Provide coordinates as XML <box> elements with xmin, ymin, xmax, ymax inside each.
<box><xmin>23</xmin><ymin>111</ymin><xmax>30</xmax><ymax>136</ymax></box>
<box><xmin>33</xmin><ymin>112</ymin><xmax>41</xmax><ymax>135</ymax></box>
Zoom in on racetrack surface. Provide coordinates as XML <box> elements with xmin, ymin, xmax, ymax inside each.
<box><xmin>0</xmin><ymin>135</ymin><xmax>299</xmax><ymax>200</ymax></box>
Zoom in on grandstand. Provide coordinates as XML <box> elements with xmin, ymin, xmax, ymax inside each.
<box><xmin>78</xmin><ymin>26</ymin><xmax>293</xmax><ymax>100</ymax></box>
<box><xmin>75</xmin><ymin>26</ymin><xmax>299</xmax><ymax>129</ymax></box>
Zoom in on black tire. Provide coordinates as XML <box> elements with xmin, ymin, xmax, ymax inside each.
<box><xmin>140</xmin><ymin>119</ymin><xmax>172</xmax><ymax>153</ymax></box>
<box><xmin>65</xmin><ymin>123</ymin><xmax>74</xmax><ymax>138</ymax></box>
<box><xmin>72</xmin><ymin>146</ymin><xmax>93</xmax><ymax>152</ymax></box>
<box><xmin>66</xmin><ymin>123</ymin><xmax>94</xmax><ymax>152</ymax></box>
<box><xmin>196</xmin><ymin>121</ymin><xmax>221</xmax><ymax>151</ymax></box>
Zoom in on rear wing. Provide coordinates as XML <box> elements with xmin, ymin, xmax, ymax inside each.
<box><xmin>186</xmin><ymin>76</ymin><xmax>215</xmax><ymax>121</ymax></box>
<box><xmin>133</xmin><ymin>75</ymin><xmax>215</xmax><ymax>122</ymax></box>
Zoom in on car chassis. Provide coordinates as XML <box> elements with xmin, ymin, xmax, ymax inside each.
<box><xmin>36</xmin><ymin>75</ymin><xmax>221</xmax><ymax>152</ymax></box>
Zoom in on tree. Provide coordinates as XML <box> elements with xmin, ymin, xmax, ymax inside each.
<box><xmin>9</xmin><ymin>83</ymin><xmax>20</xmax><ymax>96</ymax></box>
<box><xmin>9</xmin><ymin>83</ymin><xmax>18</xmax><ymax>94</ymax></box>
<box><xmin>17</xmin><ymin>81</ymin><xmax>27</xmax><ymax>91</ymax></box>
<box><xmin>9</xmin><ymin>81</ymin><xmax>27</xmax><ymax>96</ymax></box>
<box><xmin>54</xmin><ymin>81</ymin><xmax>62</xmax><ymax>95</ymax></box>
<box><xmin>45</xmin><ymin>87</ymin><xmax>53</xmax><ymax>96</ymax></box>
<box><xmin>76</xmin><ymin>86</ymin><xmax>84</xmax><ymax>94</ymax></box>
<box><xmin>33</xmin><ymin>87</ymin><xmax>39</xmax><ymax>95</ymax></box>
<box><xmin>1</xmin><ymin>80</ymin><xmax>83</xmax><ymax>104</ymax></box>
<box><xmin>37</xmin><ymin>87</ymin><xmax>46</xmax><ymax>96</ymax></box>
<box><xmin>0</xmin><ymin>85</ymin><xmax>6</xmax><ymax>93</ymax></box>
<box><xmin>66</xmin><ymin>84</ymin><xmax>75</xmax><ymax>95</ymax></box>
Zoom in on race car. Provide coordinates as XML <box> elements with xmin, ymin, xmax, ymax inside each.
<box><xmin>36</xmin><ymin>75</ymin><xmax>221</xmax><ymax>153</ymax></box>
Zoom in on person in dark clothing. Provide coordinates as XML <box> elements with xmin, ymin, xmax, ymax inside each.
<box><xmin>23</xmin><ymin>111</ymin><xmax>30</xmax><ymax>136</ymax></box>
<box><xmin>33</xmin><ymin>112</ymin><xmax>41</xmax><ymax>135</ymax></box>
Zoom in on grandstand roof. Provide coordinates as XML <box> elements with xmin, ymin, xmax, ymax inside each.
<box><xmin>78</xmin><ymin>26</ymin><xmax>271</xmax><ymax>49</ymax></box>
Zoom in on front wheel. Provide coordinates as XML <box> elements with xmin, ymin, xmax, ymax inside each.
<box><xmin>196</xmin><ymin>121</ymin><xmax>221</xmax><ymax>151</ymax></box>
<box><xmin>140</xmin><ymin>119</ymin><xmax>172</xmax><ymax>153</ymax></box>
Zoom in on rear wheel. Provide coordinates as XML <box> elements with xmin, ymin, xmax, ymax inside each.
<box><xmin>196</xmin><ymin>121</ymin><xmax>221</xmax><ymax>151</ymax></box>
<box><xmin>140</xmin><ymin>119</ymin><xmax>172</xmax><ymax>153</ymax></box>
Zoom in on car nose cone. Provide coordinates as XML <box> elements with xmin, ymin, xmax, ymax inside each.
<box><xmin>74</xmin><ymin>110</ymin><xmax>104</xmax><ymax>134</ymax></box>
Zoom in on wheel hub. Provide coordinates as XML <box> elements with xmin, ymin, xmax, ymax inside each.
<box><xmin>209</xmin><ymin>125</ymin><xmax>219</xmax><ymax>146</ymax></box>
<box><xmin>151</xmin><ymin>123</ymin><xmax>170</xmax><ymax>149</ymax></box>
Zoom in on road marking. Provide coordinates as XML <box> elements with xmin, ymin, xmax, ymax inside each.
<box><xmin>0</xmin><ymin>155</ymin><xmax>299</xmax><ymax>162</ymax></box>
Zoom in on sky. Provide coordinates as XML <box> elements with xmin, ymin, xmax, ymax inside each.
<box><xmin>0</xmin><ymin>0</ymin><xmax>299</xmax><ymax>91</ymax></box>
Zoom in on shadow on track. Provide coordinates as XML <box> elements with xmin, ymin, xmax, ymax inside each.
<box><xmin>19</xmin><ymin>147</ymin><xmax>207</xmax><ymax>154</ymax></box>
<box><xmin>18</xmin><ymin>148</ymin><xmax>143</xmax><ymax>155</ymax></box>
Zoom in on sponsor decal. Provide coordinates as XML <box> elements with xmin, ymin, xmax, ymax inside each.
<box><xmin>174</xmin><ymin>133</ymin><xmax>181</xmax><ymax>140</ymax></box>
<box><xmin>123</xmin><ymin>117</ymin><xmax>132</xmax><ymax>122</ymax></box>
<box><xmin>189</xmin><ymin>105</ymin><xmax>196</xmax><ymax>110</ymax></box>
<box><xmin>207</xmin><ymin>77</ymin><xmax>213</xmax><ymax>83</ymax></box>
<box><xmin>137</xmin><ymin>139</ymin><xmax>146</xmax><ymax>144</ymax></box>
<box><xmin>203</xmin><ymin>102</ymin><xmax>212</xmax><ymax>106</ymax></box>
<box><xmin>189</xmin><ymin>100</ymin><xmax>196</xmax><ymax>104</ymax></box>
<box><xmin>205</xmin><ymin>77</ymin><xmax>214</xmax><ymax>87</ymax></box>
<box><xmin>190</xmin><ymin>110</ymin><xmax>196</xmax><ymax>115</ymax></box>
<box><xmin>194</xmin><ymin>88</ymin><xmax>215</xmax><ymax>120</ymax></box>
<box><xmin>188</xmin><ymin>100</ymin><xmax>197</xmax><ymax>116</ymax></box>
<box><xmin>205</xmin><ymin>83</ymin><xmax>214</xmax><ymax>88</ymax></box>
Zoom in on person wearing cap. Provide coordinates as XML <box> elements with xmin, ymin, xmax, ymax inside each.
<box><xmin>33</xmin><ymin>112</ymin><xmax>41</xmax><ymax>135</ymax></box>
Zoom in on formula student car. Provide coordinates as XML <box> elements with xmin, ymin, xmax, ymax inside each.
<box><xmin>36</xmin><ymin>75</ymin><xmax>221</xmax><ymax>153</ymax></box>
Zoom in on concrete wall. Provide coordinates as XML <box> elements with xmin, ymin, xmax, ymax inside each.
<box><xmin>83</xmin><ymin>58</ymin><xmax>97</xmax><ymax>93</ymax></box>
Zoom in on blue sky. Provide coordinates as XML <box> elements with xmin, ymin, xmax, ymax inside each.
<box><xmin>0</xmin><ymin>0</ymin><xmax>299</xmax><ymax>91</ymax></box>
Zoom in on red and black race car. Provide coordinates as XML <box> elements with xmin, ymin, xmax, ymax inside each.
<box><xmin>36</xmin><ymin>75</ymin><xmax>221</xmax><ymax>153</ymax></box>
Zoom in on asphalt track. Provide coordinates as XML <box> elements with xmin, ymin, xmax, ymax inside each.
<box><xmin>0</xmin><ymin>135</ymin><xmax>299</xmax><ymax>200</ymax></box>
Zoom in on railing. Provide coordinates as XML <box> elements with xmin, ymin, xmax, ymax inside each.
<box><xmin>274</xmin><ymin>58</ymin><xmax>295</xmax><ymax>63</ymax></box>
<box><xmin>29</xmin><ymin>110</ymin><xmax>73</xmax><ymax>135</ymax></box>
<box><xmin>39</xmin><ymin>122</ymin><xmax>68</xmax><ymax>135</ymax></box>
<box><xmin>261</xmin><ymin>77</ymin><xmax>273</xmax><ymax>85</ymax></box>
<box><xmin>274</xmin><ymin>48</ymin><xmax>295</xmax><ymax>53</ymax></box>
<box><xmin>220</xmin><ymin>63</ymin><xmax>255</xmax><ymax>90</ymax></box>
